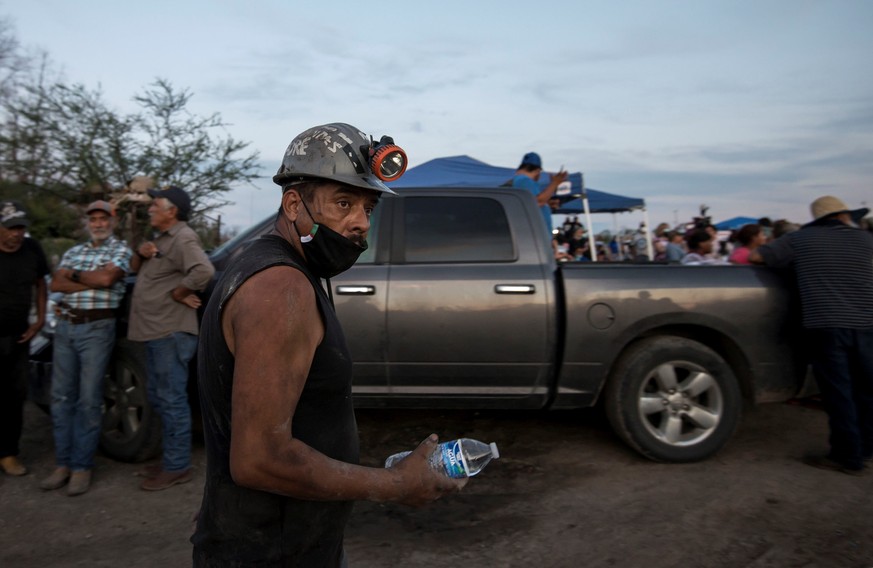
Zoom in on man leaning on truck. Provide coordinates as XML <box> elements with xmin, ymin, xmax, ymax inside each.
<box><xmin>750</xmin><ymin>195</ymin><xmax>873</xmax><ymax>475</ymax></box>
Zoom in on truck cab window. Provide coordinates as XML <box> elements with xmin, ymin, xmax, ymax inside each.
<box><xmin>403</xmin><ymin>197</ymin><xmax>514</xmax><ymax>263</ymax></box>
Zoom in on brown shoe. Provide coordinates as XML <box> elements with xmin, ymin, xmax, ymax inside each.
<box><xmin>67</xmin><ymin>470</ymin><xmax>92</xmax><ymax>496</ymax></box>
<box><xmin>135</xmin><ymin>463</ymin><xmax>162</xmax><ymax>479</ymax></box>
<box><xmin>40</xmin><ymin>467</ymin><xmax>71</xmax><ymax>490</ymax></box>
<box><xmin>0</xmin><ymin>456</ymin><xmax>27</xmax><ymax>476</ymax></box>
<box><xmin>140</xmin><ymin>468</ymin><xmax>192</xmax><ymax>491</ymax></box>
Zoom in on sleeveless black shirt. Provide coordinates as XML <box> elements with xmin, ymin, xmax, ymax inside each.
<box><xmin>192</xmin><ymin>235</ymin><xmax>359</xmax><ymax>567</ymax></box>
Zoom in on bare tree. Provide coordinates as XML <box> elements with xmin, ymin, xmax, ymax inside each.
<box><xmin>132</xmin><ymin>78</ymin><xmax>260</xmax><ymax>217</ymax></box>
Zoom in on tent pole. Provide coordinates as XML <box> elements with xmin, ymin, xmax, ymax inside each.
<box><xmin>582</xmin><ymin>195</ymin><xmax>597</xmax><ymax>262</ymax></box>
<box><xmin>643</xmin><ymin>207</ymin><xmax>654</xmax><ymax>260</ymax></box>
<box><xmin>612</xmin><ymin>213</ymin><xmax>619</xmax><ymax>260</ymax></box>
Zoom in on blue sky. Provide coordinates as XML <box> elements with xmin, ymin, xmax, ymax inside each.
<box><xmin>5</xmin><ymin>0</ymin><xmax>872</xmax><ymax>234</ymax></box>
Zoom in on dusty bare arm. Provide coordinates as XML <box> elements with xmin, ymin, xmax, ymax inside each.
<box><xmin>224</xmin><ymin>266</ymin><xmax>465</xmax><ymax>506</ymax></box>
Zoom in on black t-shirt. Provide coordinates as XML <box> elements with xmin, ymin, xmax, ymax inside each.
<box><xmin>192</xmin><ymin>235</ymin><xmax>360</xmax><ymax>567</ymax></box>
<box><xmin>0</xmin><ymin>238</ymin><xmax>49</xmax><ymax>336</ymax></box>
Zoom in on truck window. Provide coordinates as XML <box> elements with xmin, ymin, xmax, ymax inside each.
<box><xmin>403</xmin><ymin>196</ymin><xmax>515</xmax><ymax>263</ymax></box>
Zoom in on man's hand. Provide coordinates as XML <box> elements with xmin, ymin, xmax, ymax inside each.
<box><xmin>172</xmin><ymin>285</ymin><xmax>202</xmax><ymax>308</ymax></box>
<box><xmin>138</xmin><ymin>241</ymin><xmax>160</xmax><ymax>259</ymax></box>
<box><xmin>180</xmin><ymin>294</ymin><xmax>202</xmax><ymax>309</ymax></box>
<box><xmin>748</xmin><ymin>250</ymin><xmax>765</xmax><ymax>265</ymax></box>
<box><xmin>389</xmin><ymin>434</ymin><xmax>468</xmax><ymax>508</ymax></box>
<box><xmin>18</xmin><ymin>320</ymin><xmax>43</xmax><ymax>343</ymax></box>
<box><xmin>551</xmin><ymin>170</ymin><xmax>569</xmax><ymax>185</ymax></box>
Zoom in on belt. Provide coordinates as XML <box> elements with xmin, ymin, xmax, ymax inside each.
<box><xmin>58</xmin><ymin>308</ymin><xmax>116</xmax><ymax>325</ymax></box>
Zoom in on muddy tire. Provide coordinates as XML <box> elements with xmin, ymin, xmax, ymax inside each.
<box><xmin>99</xmin><ymin>339</ymin><xmax>162</xmax><ymax>462</ymax></box>
<box><xmin>604</xmin><ymin>336</ymin><xmax>742</xmax><ymax>463</ymax></box>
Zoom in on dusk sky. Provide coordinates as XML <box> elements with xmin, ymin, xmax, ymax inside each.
<box><xmin>5</xmin><ymin>0</ymin><xmax>872</xmax><ymax>234</ymax></box>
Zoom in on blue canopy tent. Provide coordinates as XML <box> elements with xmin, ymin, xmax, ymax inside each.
<box><xmin>390</xmin><ymin>155</ymin><xmax>650</xmax><ymax>260</ymax></box>
<box><xmin>714</xmin><ymin>216</ymin><xmax>758</xmax><ymax>231</ymax></box>
<box><xmin>553</xmin><ymin>190</ymin><xmax>645</xmax><ymax>214</ymax></box>
<box><xmin>390</xmin><ymin>154</ymin><xmax>586</xmax><ymax>200</ymax></box>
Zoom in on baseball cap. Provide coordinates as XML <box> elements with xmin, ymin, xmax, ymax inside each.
<box><xmin>520</xmin><ymin>152</ymin><xmax>542</xmax><ymax>169</ymax></box>
<box><xmin>810</xmin><ymin>195</ymin><xmax>869</xmax><ymax>223</ymax></box>
<box><xmin>1</xmin><ymin>201</ymin><xmax>30</xmax><ymax>228</ymax></box>
<box><xmin>148</xmin><ymin>186</ymin><xmax>192</xmax><ymax>218</ymax></box>
<box><xmin>86</xmin><ymin>200</ymin><xmax>115</xmax><ymax>216</ymax></box>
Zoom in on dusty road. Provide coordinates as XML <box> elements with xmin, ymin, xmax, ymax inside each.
<box><xmin>1</xmin><ymin>400</ymin><xmax>871</xmax><ymax>568</ymax></box>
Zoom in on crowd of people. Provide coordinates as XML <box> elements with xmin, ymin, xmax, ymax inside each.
<box><xmin>548</xmin><ymin>212</ymin><xmax>873</xmax><ymax>266</ymax></box>
<box><xmin>0</xmin><ymin>186</ymin><xmax>215</xmax><ymax>496</ymax></box>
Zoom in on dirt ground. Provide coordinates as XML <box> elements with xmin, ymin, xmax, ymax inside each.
<box><xmin>1</xmin><ymin>400</ymin><xmax>872</xmax><ymax>568</ymax></box>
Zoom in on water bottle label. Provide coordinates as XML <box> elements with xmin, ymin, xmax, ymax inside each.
<box><xmin>438</xmin><ymin>440</ymin><xmax>468</xmax><ymax>478</ymax></box>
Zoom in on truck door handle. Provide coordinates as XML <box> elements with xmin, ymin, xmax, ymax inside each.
<box><xmin>336</xmin><ymin>285</ymin><xmax>376</xmax><ymax>295</ymax></box>
<box><xmin>495</xmin><ymin>284</ymin><xmax>536</xmax><ymax>294</ymax></box>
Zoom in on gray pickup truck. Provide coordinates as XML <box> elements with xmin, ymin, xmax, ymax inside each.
<box><xmin>30</xmin><ymin>187</ymin><xmax>807</xmax><ymax>463</ymax></box>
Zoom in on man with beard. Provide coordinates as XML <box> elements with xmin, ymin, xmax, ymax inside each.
<box><xmin>192</xmin><ymin>123</ymin><xmax>466</xmax><ymax>567</ymax></box>
<box><xmin>0</xmin><ymin>201</ymin><xmax>48</xmax><ymax>477</ymax></box>
<box><xmin>40</xmin><ymin>201</ymin><xmax>131</xmax><ymax>495</ymax></box>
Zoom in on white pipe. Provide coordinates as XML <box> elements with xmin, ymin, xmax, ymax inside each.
<box><xmin>642</xmin><ymin>207</ymin><xmax>654</xmax><ymax>260</ymax></box>
<box><xmin>582</xmin><ymin>195</ymin><xmax>597</xmax><ymax>262</ymax></box>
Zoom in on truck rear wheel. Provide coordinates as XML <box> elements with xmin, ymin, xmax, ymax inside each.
<box><xmin>100</xmin><ymin>339</ymin><xmax>162</xmax><ymax>462</ymax></box>
<box><xmin>604</xmin><ymin>336</ymin><xmax>742</xmax><ymax>462</ymax></box>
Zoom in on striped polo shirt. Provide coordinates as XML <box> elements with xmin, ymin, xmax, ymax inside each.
<box><xmin>758</xmin><ymin>219</ymin><xmax>873</xmax><ymax>329</ymax></box>
<box><xmin>58</xmin><ymin>235</ymin><xmax>132</xmax><ymax>310</ymax></box>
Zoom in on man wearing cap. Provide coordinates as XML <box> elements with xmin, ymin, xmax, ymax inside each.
<box><xmin>128</xmin><ymin>186</ymin><xmax>214</xmax><ymax>491</ymax></box>
<box><xmin>750</xmin><ymin>195</ymin><xmax>873</xmax><ymax>475</ymax></box>
<box><xmin>0</xmin><ymin>201</ymin><xmax>48</xmax><ymax>477</ymax></box>
<box><xmin>39</xmin><ymin>200</ymin><xmax>131</xmax><ymax>495</ymax></box>
<box><xmin>511</xmin><ymin>152</ymin><xmax>569</xmax><ymax>240</ymax></box>
<box><xmin>191</xmin><ymin>123</ymin><xmax>465</xmax><ymax>567</ymax></box>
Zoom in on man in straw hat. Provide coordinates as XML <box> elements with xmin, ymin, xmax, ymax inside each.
<box><xmin>750</xmin><ymin>196</ymin><xmax>873</xmax><ymax>475</ymax></box>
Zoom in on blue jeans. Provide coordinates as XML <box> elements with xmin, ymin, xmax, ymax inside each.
<box><xmin>51</xmin><ymin>318</ymin><xmax>116</xmax><ymax>471</ymax></box>
<box><xmin>807</xmin><ymin>327</ymin><xmax>873</xmax><ymax>469</ymax></box>
<box><xmin>146</xmin><ymin>333</ymin><xmax>198</xmax><ymax>472</ymax></box>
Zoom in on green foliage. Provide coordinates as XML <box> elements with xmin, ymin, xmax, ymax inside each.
<box><xmin>0</xmin><ymin>22</ymin><xmax>260</xmax><ymax>245</ymax></box>
<box><xmin>0</xmin><ymin>180</ymin><xmax>82</xmax><ymax>242</ymax></box>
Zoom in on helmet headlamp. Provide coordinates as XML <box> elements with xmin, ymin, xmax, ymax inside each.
<box><xmin>365</xmin><ymin>136</ymin><xmax>408</xmax><ymax>182</ymax></box>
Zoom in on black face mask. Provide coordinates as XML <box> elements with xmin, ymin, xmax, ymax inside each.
<box><xmin>295</xmin><ymin>200</ymin><xmax>368</xmax><ymax>279</ymax></box>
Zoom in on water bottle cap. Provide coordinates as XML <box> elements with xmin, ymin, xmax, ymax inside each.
<box><xmin>490</xmin><ymin>442</ymin><xmax>500</xmax><ymax>459</ymax></box>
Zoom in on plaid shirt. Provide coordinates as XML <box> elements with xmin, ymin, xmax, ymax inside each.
<box><xmin>58</xmin><ymin>235</ymin><xmax>132</xmax><ymax>309</ymax></box>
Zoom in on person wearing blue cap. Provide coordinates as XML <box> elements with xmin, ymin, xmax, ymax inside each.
<box><xmin>511</xmin><ymin>152</ymin><xmax>568</xmax><ymax>240</ymax></box>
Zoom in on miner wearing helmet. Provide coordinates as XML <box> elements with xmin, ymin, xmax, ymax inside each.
<box><xmin>192</xmin><ymin>123</ymin><xmax>466</xmax><ymax>566</ymax></box>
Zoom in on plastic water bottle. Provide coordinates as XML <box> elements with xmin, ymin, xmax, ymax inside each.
<box><xmin>384</xmin><ymin>438</ymin><xmax>499</xmax><ymax>479</ymax></box>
